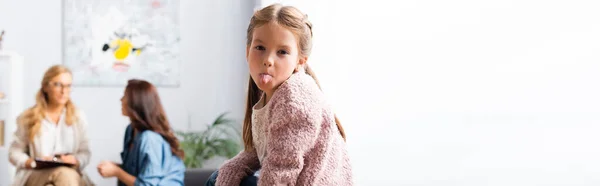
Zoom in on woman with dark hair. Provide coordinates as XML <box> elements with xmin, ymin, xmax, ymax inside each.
<box><xmin>97</xmin><ymin>79</ymin><xmax>185</xmax><ymax>186</ymax></box>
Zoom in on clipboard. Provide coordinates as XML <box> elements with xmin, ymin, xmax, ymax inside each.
<box><xmin>34</xmin><ymin>158</ymin><xmax>75</xmax><ymax>169</ymax></box>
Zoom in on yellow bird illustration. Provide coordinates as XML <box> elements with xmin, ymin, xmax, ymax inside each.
<box><xmin>102</xmin><ymin>37</ymin><xmax>143</xmax><ymax>61</ymax></box>
<box><xmin>101</xmin><ymin>31</ymin><xmax>149</xmax><ymax>72</ymax></box>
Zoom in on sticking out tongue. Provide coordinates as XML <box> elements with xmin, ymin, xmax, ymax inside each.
<box><xmin>260</xmin><ymin>73</ymin><xmax>272</xmax><ymax>84</ymax></box>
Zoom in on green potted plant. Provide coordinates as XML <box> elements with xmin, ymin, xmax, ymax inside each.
<box><xmin>176</xmin><ymin>112</ymin><xmax>242</xmax><ymax>168</ymax></box>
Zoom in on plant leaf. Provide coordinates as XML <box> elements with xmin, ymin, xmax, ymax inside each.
<box><xmin>212</xmin><ymin>112</ymin><xmax>235</xmax><ymax>126</ymax></box>
<box><xmin>175</xmin><ymin>111</ymin><xmax>242</xmax><ymax>168</ymax></box>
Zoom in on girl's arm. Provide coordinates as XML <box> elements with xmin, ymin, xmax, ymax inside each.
<box><xmin>216</xmin><ymin>150</ymin><xmax>261</xmax><ymax>186</ymax></box>
<box><xmin>258</xmin><ymin>89</ymin><xmax>322</xmax><ymax>186</ymax></box>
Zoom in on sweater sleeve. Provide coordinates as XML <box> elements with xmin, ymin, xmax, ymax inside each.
<box><xmin>216</xmin><ymin>149</ymin><xmax>261</xmax><ymax>186</ymax></box>
<box><xmin>258</xmin><ymin>89</ymin><xmax>322</xmax><ymax>186</ymax></box>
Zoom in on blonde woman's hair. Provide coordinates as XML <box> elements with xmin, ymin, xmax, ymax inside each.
<box><xmin>242</xmin><ymin>4</ymin><xmax>346</xmax><ymax>151</ymax></box>
<box><xmin>19</xmin><ymin>65</ymin><xmax>78</xmax><ymax>141</ymax></box>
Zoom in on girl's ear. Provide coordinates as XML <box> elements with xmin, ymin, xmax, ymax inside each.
<box><xmin>295</xmin><ymin>56</ymin><xmax>308</xmax><ymax>72</ymax></box>
<box><xmin>299</xmin><ymin>56</ymin><xmax>308</xmax><ymax>65</ymax></box>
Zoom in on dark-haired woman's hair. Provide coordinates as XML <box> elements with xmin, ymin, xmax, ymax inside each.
<box><xmin>124</xmin><ymin>79</ymin><xmax>184</xmax><ymax>159</ymax></box>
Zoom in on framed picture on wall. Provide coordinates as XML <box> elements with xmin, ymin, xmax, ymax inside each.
<box><xmin>62</xmin><ymin>0</ymin><xmax>181</xmax><ymax>87</ymax></box>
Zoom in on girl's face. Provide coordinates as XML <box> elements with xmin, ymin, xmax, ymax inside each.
<box><xmin>247</xmin><ymin>22</ymin><xmax>306</xmax><ymax>96</ymax></box>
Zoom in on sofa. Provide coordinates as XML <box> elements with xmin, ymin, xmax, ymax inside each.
<box><xmin>184</xmin><ymin>168</ymin><xmax>216</xmax><ymax>185</ymax></box>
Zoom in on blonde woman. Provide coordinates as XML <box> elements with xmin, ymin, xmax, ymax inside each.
<box><xmin>9</xmin><ymin>65</ymin><xmax>93</xmax><ymax>186</ymax></box>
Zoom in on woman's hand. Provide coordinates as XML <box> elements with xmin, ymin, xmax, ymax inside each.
<box><xmin>59</xmin><ymin>155</ymin><xmax>78</xmax><ymax>165</ymax></box>
<box><xmin>97</xmin><ymin>161</ymin><xmax>122</xmax><ymax>178</ymax></box>
<box><xmin>25</xmin><ymin>158</ymin><xmax>35</xmax><ymax>169</ymax></box>
<box><xmin>25</xmin><ymin>156</ymin><xmax>53</xmax><ymax>169</ymax></box>
<box><xmin>40</xmin><ymin>156</ymin><xmax>54</xmax><ymax>161</ymax></box>
<box><xmin>98</xmin><ymin>161</ymin><xmax>136</xmax><ymax>186</ymax></box>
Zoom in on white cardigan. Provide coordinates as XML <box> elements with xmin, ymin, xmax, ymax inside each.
<box><xmin>8</xmin><ymin>109</ymin><xmax>93</xmax><ymax>186</ymax></box>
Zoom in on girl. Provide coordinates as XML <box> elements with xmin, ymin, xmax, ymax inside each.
<box><xmin>209</xmin><ymin>4</ymin><xmax>353</xmax><ymax>186</ymax></box>
<box><xmin>97</xmin><ymin>79</ymin><xmax>185</xmax><ymax>186</ymax></box>
<box><xmin>9</xmin><ymin>65</ymin><xmax>93</xmax><ymax>186</ymax></box>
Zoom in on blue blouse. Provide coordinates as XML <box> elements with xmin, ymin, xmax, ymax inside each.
<box><xmin>120</xmin><ymin>125</ymin><xmax>186</xmax><ymax>186</ymax></box>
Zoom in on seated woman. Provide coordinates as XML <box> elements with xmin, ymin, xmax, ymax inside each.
<box><xmin>9</xmin><ymin>65</ymin><xmax>93</xmax><ymax>186</ymax></box>
<box><xmin>97</xmin><ymin>79</ymin><xmax>185</xmax><ymax>186</ymax></box>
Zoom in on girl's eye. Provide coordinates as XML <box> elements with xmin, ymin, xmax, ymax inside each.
<box><xmin>255</xmin><ymin>46</ymin><xmax>265</xmax><ymax>50</ymax></box>
<box><xmin>277</xmin><ymin>50</ymin><xmax>289</xmax><ymax>55</ymax></box>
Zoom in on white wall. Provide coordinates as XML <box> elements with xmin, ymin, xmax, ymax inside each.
<box><xmin>323</xmin><ymin>0</ymin><xmax>600</xmax><ymax>185</ymax></box>
<box><xmin>0</xmin><ymin>0</ymin><xmax>253</xmax><ymax>185</ymax></box>
<box><xmin>4</xmin><ymin>0</ymin><xmax>600</xmax><ymax>185</ymax></box>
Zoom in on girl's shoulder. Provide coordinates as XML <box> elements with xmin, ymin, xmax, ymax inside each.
<box><xmin>271</xmin><ymin>72</ymin><xmax>328</xmax><ymax>112</ymax></box>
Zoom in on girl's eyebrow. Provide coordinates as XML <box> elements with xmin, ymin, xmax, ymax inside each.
<box><xmin>254</xmin><ymin>39</ymin><xmax>292</xmax><ymax>50</ymax></box>
<box><xmin>278</xmin><ymin>45</ymin><xmax>292</xmax><ymax>50</ymax></box>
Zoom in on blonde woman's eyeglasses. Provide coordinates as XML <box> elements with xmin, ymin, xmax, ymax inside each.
<box><xmin>49</xmin><ymin>82</ymin><xmax>72</xmax><ymax>91</ymax></box>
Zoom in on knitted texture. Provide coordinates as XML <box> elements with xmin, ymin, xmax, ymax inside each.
<box><xmin>217</xmin><ymin>73</ymin><xmax>353</xmax><ymax>186</ymax></box>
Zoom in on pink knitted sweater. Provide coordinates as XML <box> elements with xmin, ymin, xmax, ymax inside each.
<box><xmin>216</xmin><ymin>73</ymin><xmax>353</xmax><ymax>186</ymax></box>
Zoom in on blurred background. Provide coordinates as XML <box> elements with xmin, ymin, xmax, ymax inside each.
<box><xmin>1</xmin><ymin>0</ymin><xmax>600</xmax><ymax>185</ymax></box>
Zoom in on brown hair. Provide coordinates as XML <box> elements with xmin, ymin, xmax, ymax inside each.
<box><xmin>19</xmin><ymin>65</ymin><xmax>78</xmax><ymax>141</ymax></box>
<box><xmin>124</xmin><ymin>79</ymin><xmax>184</xmax><ymax>159</ymax></box>
<box><xmin>242</xmin><ymin>4</ymin><xmax>346</xmax><ymax>151</ymax></box>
